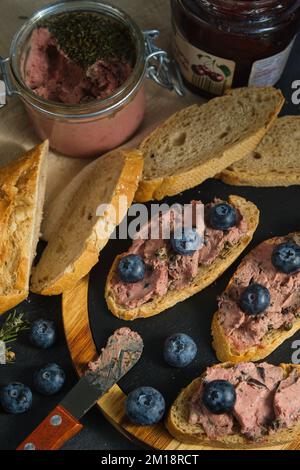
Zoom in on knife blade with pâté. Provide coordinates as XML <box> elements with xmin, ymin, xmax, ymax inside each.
<box><xmin>17</xmin><ymin>328</ymin><xmax>144</xmax><ymax>450</ymax></box>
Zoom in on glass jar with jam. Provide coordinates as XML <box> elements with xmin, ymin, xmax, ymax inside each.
<box><xmin>171</xmin><ymin>0</ymin><xmax>300</xmax><ymax>97</ymax></box>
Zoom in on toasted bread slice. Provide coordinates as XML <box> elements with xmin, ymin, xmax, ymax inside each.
<box><xmin>30</xmin><ymin>149</ymin><xmax>143</xmax><ymax>296</ymax></box>
<box><xmin>212</xmin><ymin>233</ymin><xmax>300</xmax><ymax>363</ymax></box>
<box><xmin>0</xmin><ymin>141</ymin><xmax>48</xmax><ymax>314</ymax></box>
<box><xmin>218</xmin><ymin>116</ymin><xmax>300</xmax><ymax>187</ymax></box>
<box><xmin>105</xmin><ymin>195</ymin><xmax>259</xmax><ymax>320</ymax></box>
<box><xmin>135</xmin><ymin>87</ymin><xmax>284</xmax><ymax>202</ymax></box>
<box><xmin>166</xmin><ymin>363</ymin><xmax>300</xmax><ymax>449</ymax></box>
<box><xmin>220</xmin><ymin>116</ymin><xmax>300</xmax><ymax>187</ymax></box>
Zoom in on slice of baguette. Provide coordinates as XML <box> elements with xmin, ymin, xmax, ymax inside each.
<box><xmin>105</xmin><ymin>195</ymin><xmax>259</xmax><ymax>321</ymax></box>
<box><xmin>166</xmin><ymin>363</ymin><xmax>300</xmax><ymax>449</ymax></box>
<box><xmin>42</xmin><ymin>157</ymin><xmax>100</xmax><ymax>241</ymax></box>
<box><xmin>135</xmin><ymin>87</ymin><xmax>284</xmax><ymax>202</ymax></box>
<box><xmin>220</xmin><ymin>116</ymin><xmax>300</xmax><ymax>187</ymax></box>
<box><xmin>30</xmin><ymin>149</ymin><xmax>143</xmax><ymax>296</ymax></box>
<box><xmin>212</xmin><ymin>233</ymin><xmax>300</xmax><ymax>363</ymax></box>
<box><xmin>0</xmin><ymin>141</ymin><xmax>48</xmax><ymax>315</ymax></box>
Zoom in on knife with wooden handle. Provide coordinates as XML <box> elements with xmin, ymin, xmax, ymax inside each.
<box><xmin>17</xmin><ymin>328</ymin><xmax>143</xmax><ymax>450</ymax></box>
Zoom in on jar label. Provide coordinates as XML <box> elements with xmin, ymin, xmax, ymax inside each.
<box><xmin>0</xmin><ymin>80</ymin><xmax>6</xmax><ymax>108</ymax></box>
<box><xmin>173</xmin><ymin>25</ymin><xmax>235</xmax><ymax>96</ymax></box>
<box><xmin>248</xmin><ymin>39</ymin><xmax>295</xmax><ymax>87</ymax></box>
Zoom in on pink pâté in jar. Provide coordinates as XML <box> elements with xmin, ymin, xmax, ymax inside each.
<box><xmin>1</xmin><ymin>1</ymin><xmax>182</xmax><ymax>158</ymax></box>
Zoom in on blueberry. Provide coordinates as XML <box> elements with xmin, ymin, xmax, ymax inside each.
<box><xmin>171</xmin><ymin>228</ymin><xmax>203</xmax><ymax>256</ymax></box>
<box><xmin>0</xmin><ymin>382</ymin><xmax>32</xmax><ymax>414</ymax></box>
<box><xmin>272</xmin><ymin>242</ymin><xmax>300</xmax><ymax>274</ymax></box>
<box><xmin>118</xmin><ymin>255</ymin><xmax>145</xmax><ymax>283</ymax></box>
<box><xmin>29</xmin><ymin>319</ymin><xmax>56</xmax><ymax>349</ymax></box>
<box><xmin>239</xmin><ymin>283</ymin><xmax>270</xmax><ymax>316</ymax></box>
<box><xmin>126</xmin><ymin>387</ymin><xmax>165</xmax><ymax>426</ymax></box>
<box><xmin>203</xmin><ymin>380</ymin><xmax>236</xmax><ymax>415</ymax></box>
<box><xmin>33</xmin><ymin>363</ymin><xmax>66</xmax><ymax>396</ymax></box>
<box><xmin>164</xmin><ymin>333</ymin><xmax>197</xmax><ymax>368</ymax></box>
<box><xmin>209</xmin><ymin>203</ymin><xmax>238</xmax><ymax>231</ymax></box>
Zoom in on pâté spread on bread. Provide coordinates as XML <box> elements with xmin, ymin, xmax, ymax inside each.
<box><xmin>217</xmin><ymin>235</ymin><xmax>300</xmax><ymax>353</ymax></box>
<box><xmin>111</xmin><ymin>200</ymin><xmax>247</xmax><ymax>309</ymax></box>
<box><xmin>189</xmin><ymin>362</ymin><xmax>300</xmax><ymax>441</ymax></box>
<box><xmin>25</xmin><ymin>12</ymin><xmax>135</xmax><ymax>104</ymax></box>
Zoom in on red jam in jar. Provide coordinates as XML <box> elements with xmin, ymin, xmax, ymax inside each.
<box><xmin>171</xmin><ymin>0</ymin><xmax>300</xmax><ymax>97</ymax></box>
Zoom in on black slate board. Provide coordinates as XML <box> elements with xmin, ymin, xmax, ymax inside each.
<box><xmin>88</xmin><ymin>48</ymin><xmax>300</xmax><ymax>410</ymax></box>
<box><xmin>88</xmin><ymin>183</ymin><xmax>300</xmax><ymax>409</ymax></box>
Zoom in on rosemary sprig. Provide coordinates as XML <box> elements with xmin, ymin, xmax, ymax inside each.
<box><xmin>0</xmin><ymin>311</ymin><xmax>29</xmax><ymax>344</ymax></box>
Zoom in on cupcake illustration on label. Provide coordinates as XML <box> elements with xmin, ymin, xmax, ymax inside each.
<box><xmin>173</xmin><ymin>25</ymin><xmax>235</xmax><ymax>96</ymax></box>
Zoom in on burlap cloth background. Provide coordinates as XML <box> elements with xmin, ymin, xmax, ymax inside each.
<box><xmin>0</xmin><ymin>0</ymin><xmax>203</xmax><ymax>216</ymax></box>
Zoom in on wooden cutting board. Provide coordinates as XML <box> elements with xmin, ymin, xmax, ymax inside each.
<box><xmin>62</xmin><ymin>276</ymin><xmax>286</xmax><ymax>451</ymax></box>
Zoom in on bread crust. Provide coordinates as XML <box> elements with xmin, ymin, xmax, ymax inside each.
<box><xmin>219</xmin><ymin>116</ymin><xmax>300</xmax><ymax>187</ymax></box>
<box><xmin>219</xmin><ymin>169</ymin><xmax>300</xmax><ymax>187</ymax></box>
<box><xmin>0</xmin><ymin>141</ymin><xmax>48</xmax><ymax>315</ymax></box>
<box><xmin>166</xmin><ymin>363</ymin><xmax>300</xmax><ymax>449</ymax></box>
<box><xmin>30</xmin><ymin>149</ymin><xmax>144</xmax><ymax>296</ymax></box>
<box><xmin>135</xmin><ymin>88</ymin><xmax>284</xmax><ymax>202</ymax></box>
<box><xmin>212</xmin><ymin>234</ymin><xmax>300</xmax><ymax>363</ymax></box>
<box><xmin>0</xmin><ymin>293</ymin><xmax>28</xmax><ymax>316</ymax></box>
<box><xmin>105</xmin><ymin>195</ymin><xmax>259</xmax><ymax>320</ymax></box>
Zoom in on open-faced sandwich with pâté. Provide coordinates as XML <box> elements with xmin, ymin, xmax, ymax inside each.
<box><xmin>167</xmin><ymin>361</ymin><xmax>300</xmax><ymax>448</ymax></box>
<box><xmin>212</xmin><ymin>233</ymin><xmax>300</xmax><ymax>362</ymax></box>
<box><xmin>105</xmin><ymin>195</ymin><xmax>259</xmax><ymax>320</ymax></box>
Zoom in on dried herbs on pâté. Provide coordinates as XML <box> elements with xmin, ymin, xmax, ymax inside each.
<box><xmin>40</xmin><ymin>12</ymin><xmax>136</xmax><ymax>69</ymax></box>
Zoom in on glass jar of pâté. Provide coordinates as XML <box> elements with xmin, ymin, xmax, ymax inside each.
<box><xmin>0</xmin><ymin>1</ymin><xmax>183</xmax><ymax>158</ymax></box>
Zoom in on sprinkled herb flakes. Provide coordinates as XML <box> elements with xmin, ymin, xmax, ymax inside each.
<box><xmin>40</xmin><ymin>12</ymin><xmax>136</xmax><ymax>69</ymax></box>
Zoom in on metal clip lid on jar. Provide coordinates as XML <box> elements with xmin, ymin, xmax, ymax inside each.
<box><xmin>0</xmin><ymin>1</ymin><xmax>184</xmax><ymax>158</ymax></box>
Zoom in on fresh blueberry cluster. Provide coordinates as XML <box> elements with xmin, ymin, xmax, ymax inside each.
<box><xmin>0</xmin><ymin>318</ymin><xmax>65</xmax><ymax>415</ymax></box>
<box><xmin>126</xmin><ymin>332</ymin><xmax>198</xmax><ymax>426</ymax></box>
